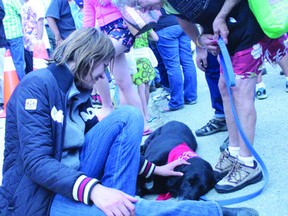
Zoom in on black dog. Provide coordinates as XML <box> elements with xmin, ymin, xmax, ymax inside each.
<box><xmin>138</xmin><ymin>121</ymin><xmax>216</xmax><ymax>200</ymax></box>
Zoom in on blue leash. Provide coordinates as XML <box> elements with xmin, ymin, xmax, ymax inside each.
<box><xmin>201</xmin><ymin>38</ymin><xmax>269</xmax><ymax>206</ymax></box>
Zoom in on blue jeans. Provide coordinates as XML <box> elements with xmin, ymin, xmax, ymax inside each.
<box><xmin>7</xmin><ymin>37</ymin><xmax>26</xmax><ymax>80</ymax></box>
<box><xmin>205</xmin><ymin>53</ymin><xmax>224</xmax><ymax>119</ymax></box>
<box><xmin>50</xmin><ymin>106</ymin><xmax>144</xmax><ymax>215</ymax></box>
<box><xmin>51</xmin><ymin>195</ymin><xmax>222</xmax><ymax>216</ymax></box>
<box><xmin>156</xmin><ymin>25</ymin><xmax>197</xmax><ymax>109</ymax></box>
<box><xmin>149</xmin><ymin>41</ymin><xmax>169</xmax><ymax>88</ymax></box>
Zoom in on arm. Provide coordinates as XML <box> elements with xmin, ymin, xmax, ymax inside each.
<box><xmin>82</xmin><ymin>0</ymin><xmax>96</xmax><ymax>27</ymax></box>
<box><xmin>36</xmin><ymin>18</ymin><xmax>44</xmax><ymax>40</ymax></box>
<box><xmin>148</xmin><ymin>29</ymin><xmax>159</xmax><ymax>42</ymax></box>
<box><xmin>176</xmin><ymin>17</ymin><xmax>219</xmax><ymax>58</ymax></box>
<box><xmin>213</xmin><ymin>0</ymin><xmax>242</xmax><ymax>43</ymax></box>
<box><xmin>46</xmin><ymin>17</ymin><xmax>63</xmax><ymax>47</ymax></box>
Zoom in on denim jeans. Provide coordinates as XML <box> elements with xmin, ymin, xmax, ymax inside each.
<box><xmin>205</xmin><ymin>53</ymin><xmax>225</xmax><ymax>119</ymax></box>
<box><xmin>156</xmin><ymin>25</ymin><xmax>197</xmax><ymax>109</ymax></box>
<box><xmin>149</xmin><ymin>41</ymin><xmax>169</xmax><ymax>89</ymax></box>
<box><xmin>7</xmin><ymin>37</ymin><xmax>26</xmax><ymax>80</ymax></box>
<box><xmin>50</xmin><ymin>106</ymin><xmax>144</xmax><ymax>215</ymax></box>
<box><xmin>51</xmin><ymin>195</ymin><xmax>222</xmax><ymax>216</ymax></box>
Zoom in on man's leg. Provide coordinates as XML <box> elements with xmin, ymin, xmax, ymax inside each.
<box><xmin>156</xmin><ymin>26</ymin><xmax>184</xmax><ymax>110</ymax></box>
<box><xmin>7</xmin><ymin>37</ymin><xmax>26</xmax><ymax>80</ymax></box>
<box><xmin>195</xmin><ymin>53</ymin><xmax>227</xmax><ymax>137</ymax></box>
<box><xmin>179</xmin><ymin>30</ymin><xmax>197</xmax><ymax>103</ymax></box>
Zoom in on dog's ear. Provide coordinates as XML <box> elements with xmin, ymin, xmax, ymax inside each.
<box><xmin>166</xmin><ymin>175</ymin><xmax>183</xmax><ymax>197</ymax></box>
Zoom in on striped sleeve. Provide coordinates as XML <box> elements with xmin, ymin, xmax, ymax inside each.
<box><xmin>138</xmin><ymin>159</ymin><xmax>156</xmax><ymax>178</ymax></box>
<box><xmin>72</xmin><ymin>175</ymin><xmax>101</xmax><ymax>205</ymax></box>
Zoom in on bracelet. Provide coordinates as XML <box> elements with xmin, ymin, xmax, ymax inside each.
<box><xmin>195</xmin><ymin>34</ymin><xmax>205</xmax><ymax>48</ymax></box>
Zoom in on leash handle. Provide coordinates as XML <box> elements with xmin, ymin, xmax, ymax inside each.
<box><xmin>201</xmin><ymin>38</ymin><xmax>269</xmax><ymax>206</ymax></box>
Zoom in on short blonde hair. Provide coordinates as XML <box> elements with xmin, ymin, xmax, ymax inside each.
<box><xmin>53</xmin><ymin>28</ymin><xmax>115</xmax><ymax>83</ymax></box>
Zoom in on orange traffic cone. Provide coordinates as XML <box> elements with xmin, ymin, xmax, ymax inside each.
<box><xmin>33</xmin><ymin>40</ymin><xmax>48</xmax><ymax>70</ymax></box>
<box><xmin>0</xmin><ymin>49</ymin><xmax>20</xmax><ymax>118</ymax></box>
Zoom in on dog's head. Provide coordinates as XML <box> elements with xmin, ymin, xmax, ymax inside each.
<box><xmin>166</xmin><ymin>157</ymin><xmax>216</xmax><ymax>200</ymax></box>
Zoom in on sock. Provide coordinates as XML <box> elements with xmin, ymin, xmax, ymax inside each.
<box><xmin>256</xmin><ymin>81</ymin><xmax>265</xmax><ymax>90</ymax></box>
<box><xmin>227</xmin><ymin>146</ymin><xmax>240</xmax><ymax>158</ymax></box>
<box><xmin>238</xmin><ymin>155</ymin><xmax>255</xmax><ymax>167</ymax></box>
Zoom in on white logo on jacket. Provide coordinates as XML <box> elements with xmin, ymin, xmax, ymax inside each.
<box><xmin>80</xmin><ymin>107</ymin><xmax>97</xmax><ymax>122</ymax></box>
<box><xmin>25</xmin><ymin>99</ymin><xmax>37</xmax><ymax>110</ymax></box>
<box><xmin>51</xmin><ymin>106</ymin><xmax>64</xmax><ymax>124</ymax></box>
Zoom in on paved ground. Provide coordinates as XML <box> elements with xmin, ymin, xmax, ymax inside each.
<box><xmin>0</xmin><ymin>62</ymin><xmax>287</xmax><ymax>215</ymax></box>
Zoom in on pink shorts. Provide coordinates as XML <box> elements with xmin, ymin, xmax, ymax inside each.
<box><xmin>221</xmin><ymin>35</ymin><xmax>288</xmax><ymax>79</ymax></box>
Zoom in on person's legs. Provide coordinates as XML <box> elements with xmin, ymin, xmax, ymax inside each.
<box><xmin>156</xmin><ymin>25</ymin><xmax>184</xmax><ymax>110</ymax></box>
<box><xmin>278</xmin><ymin>54</ymin><xmax>288</xmax><ymax>92</ymax></box>
<box><xmin>7</xmin><ymin>37</ymin><xmax>26</xmax><ymax>80</ymax></box>
<box><xmin>195</xmin><ymin>53</ymin><xmax>227</xmax><ymax>137</ymax></box>
<box><xmin>178</xmin><ymin>30</ymin><xmax>197</xmax><ymax>103</ymax></box>
<box><xmin>80</xmin><ymin>106</ymin><xmax>143</xmax><ymax>194</ymax></box>
<box><xmin>24</xmin><ymin>49</ymin><xmax>33</xmax><ymax>74</ymax></box>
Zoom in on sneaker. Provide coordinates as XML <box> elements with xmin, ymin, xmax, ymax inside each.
<box><xmin>215</xmin><ymin>159</ymin><xmax>263</xmax><ymax>193</ymax></box>
<box><xmin>256</xmin><ymin>87</ymin><xmax>267</xmax><ymax>100</ymax></box>
<box><xmin>195</xmin><ymin>118</ymin><xmax>227</xmax><ymax>137</ymax></box>
<box><xmin>220</xmin><ymin>136</ymin><xmax>229</xmax><ymax>152</ymax></box>
<box><xmin>184</xmin><ymin>99</ymin><xmax>197</xmax><ymax>105</ymax></box>
<box><xmin>214</xmin><ymin>150</ymin><xmax>237</xmax><ymax>182</ymax></box>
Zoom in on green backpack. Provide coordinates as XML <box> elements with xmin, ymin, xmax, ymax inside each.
<box><xmin>248</xmin><ymin>0</ymin><xmax>288</xmax><ymax>38</ymax></box>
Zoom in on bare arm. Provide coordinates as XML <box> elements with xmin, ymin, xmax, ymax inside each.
<box><xmin>36</xmin><ymin>18</ymin><xmax>44</xmax><ymax>40</ymax></box>
<box><xmin>148</xmin><ymin>29</ymin><xmax>159</xmax><ymax>42</ymax></box>
<box><xmin>46</xmin><ymin>17</ymin><xmax>63</xmax><ymax>47</ymax></box>
<box><xmin>213</xmin><ymin>0</ymin><xmax>242</xmax><ymax>43</ymax></box>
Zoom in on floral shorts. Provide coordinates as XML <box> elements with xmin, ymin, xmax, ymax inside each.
<box><xmin>100</xmin><ymin>18</ymin><xmax>135</xmax><ymax>51</ymax></box>
<box><xmin>221</xmin><ymin>35</ymin><xmax>288</xmax><ymax>79</ymax></box>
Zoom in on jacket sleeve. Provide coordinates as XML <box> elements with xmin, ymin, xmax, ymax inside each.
<box><xmin>82</xmin><ymin>0</ymin><xmax>96</xmax><ymax>27</ymax></box>
<box><xmin>138</xmin><ymin>155</ymin><xmax>155</xmax><ymax>178</ymax></box>
<box><xmin>16</xmin><ymin>75</ymin><xmax>98</xmax><ymax>205</ymax></box>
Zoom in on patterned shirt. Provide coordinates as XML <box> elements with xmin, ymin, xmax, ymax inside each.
<box><xmin>3</xmin><ymin>0</ymin><xmax>23</xmax><ymax>39</ymax></box>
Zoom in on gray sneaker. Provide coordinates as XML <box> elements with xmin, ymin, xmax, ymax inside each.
<box><xmin>214</xmin><ymin>150</ymin><xmax>236</xmax><ymax>182</ymax></box>
<box><xmin>195</xmin><ymin>117</ymin><xmax>227</xmax><ymax>137</ymax></box>
<box><xmin>215</xmin><ymin>159</ymin><xmax>263</xmax><ymax>193</ymax></box>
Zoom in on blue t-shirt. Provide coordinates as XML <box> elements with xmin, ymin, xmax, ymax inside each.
<box><xmin>46</xmin><ymin>0</ymin><xmax>76</xmax><ymax>39</ymax></box>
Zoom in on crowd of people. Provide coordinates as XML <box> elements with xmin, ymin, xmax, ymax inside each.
<box><xmin>0</xmin><ymin>0</ymin><xmax>287</xmax><ymax>215</ymax></box>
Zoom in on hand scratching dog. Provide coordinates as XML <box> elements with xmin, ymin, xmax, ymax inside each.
<box><xmin>138</xmin><ymin>121</ymin><xmax>216</xmax><ymax>200</ymax></box>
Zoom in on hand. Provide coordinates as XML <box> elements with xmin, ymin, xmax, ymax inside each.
<box><xmin>196</xmin><ymin>48</ymin><xmax>208</xmax><ymax>72</ymax></box>
<box><xmin>213</xmin><ymin>16</ymin><xmax>229</xmax><ymax>44</ymax></box>
<box><xmin>198</xmin><ymin>34</ymin><xmax>220</xmax><ymax>56</ymax></box>
<box><xmin>91</xmin><ymin>184</ymin><xmax>138</xmax><ymax>216</ymax></box>
<box><xmin>153</xmin><ymin>159</ymin><xmax>190</xmax><ymax>177</ymax></box>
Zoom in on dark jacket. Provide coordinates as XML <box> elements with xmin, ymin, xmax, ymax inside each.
<box><xmin>0</xmin><ymin>63</ymin><xmax>98</xmax><ymax>216</ymax></box>
<box><xmin>0</xmin><ymin>0</ymin><xmax>7</xmax><ymax>48</ymax></box>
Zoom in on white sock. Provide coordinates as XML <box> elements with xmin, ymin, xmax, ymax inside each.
<box><xmin>227</xmin><ymin>146</ymin><xmax>240</xmax><ymax>158</ymax></box>
<box><xmin>256</xmin><ymin>81</ymin><xmax>265</xmax><ymax>90</ymax></box>
<box><xmin>238</xmin><ymin>155</ymin><xmax>255</xmax><ymax>167</ymax></box>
